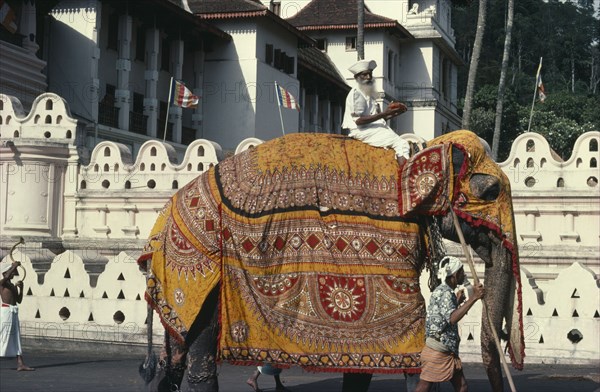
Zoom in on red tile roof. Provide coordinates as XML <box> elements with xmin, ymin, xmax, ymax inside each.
<box><xmin>188</xmin><ymin>0</ymin><xmax>313</xmax><ymax>44</ymax></box>
<box><xmin>287</xmin><ymin>0</ymin><xmax>411</xmax><ymax>39</ymax></box>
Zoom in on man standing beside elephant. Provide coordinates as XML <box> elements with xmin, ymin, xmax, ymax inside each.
<box><xmin>415</xmin><ymin>256</ymin><xmax>485</xmax><ymax>392</ymax></box>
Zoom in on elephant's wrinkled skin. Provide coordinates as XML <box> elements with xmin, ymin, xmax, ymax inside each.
<box><xmin>140</xmin><ymin>131</ymin><xmax>524</xmax><ymax>392</ymax></box>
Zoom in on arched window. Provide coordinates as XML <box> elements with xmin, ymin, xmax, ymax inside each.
<box><xmin>103</xmin><ymin>164</ymin><xmax>109</xmax><ymax>172</ymax></box>
<box><xmin>197</xmin><ymin>163</ymin><xmax>204</xmax><ymax>171</ymax></box>
<box><xmin>104</xmin><ymin>147</ymin><xmax>111</xmax><ymax>157</ymax></box>
<box><xmin>13</xmin><ymin>130</ymin><xmax>19</xmax><ymax>137</ymax></box>
<box><xmin>526</xmin><ymin>139</ymin><xmax>535</xmax><ymax>152</ymax></box>
<box><xmin>56</xmin><ymin>115</ymin><xmax>62</xmax><ymax>124</ymax></box>
<box><xmin>46</xmin><ymin>99</ymin><xmax>53</xmax><ymax>110</ymax></box>
<box><xmin>150</xmin><ymin>147</ymin><xmax>157</xmax><ymax>156</ymax></box>
<box><xmin>45</xmin><ymin>115</ymin><xmax>52</xmax><ymax>124</ymax></box>
<box><xmin>589</xmin><ymin>139</ymin><xmax>598</xmax><ymax>152</ymax></box>
<box><xmin>150</xmin><ymin>163</ymin><xmax>156</xmax><ymax>171</ymax></box>
<box><xmin>557</xmin><ymin>178</ymin><xmax>565</xmax><ymax>188</ymax></box>
<box><xmin>197</xmin><ymin>146</ymin><xmax>205</xmax><ymax>156</ymax></box>
<box><xmin>80</xmin><ymin>180</ymin><xmax>87</xmax><ymax>189</ymax></box>
<box><xmin>540</xmin><ymin>158</ymin><xmax>546</xmax><ymax>168</ymax></box>
<box><xmin>172</xmin><ymin>180</ymin><xmax>179</xmax><ymax>189</ymax></box>
<box><xmin>526</xmin><ymin>158</ymin><xmax>534</xmax><ymax>168</ymax></box>
<box><xmin>66</xmin><ymin>130</ymin><xmax>72</xmax><ymax>139</ymax></box>
<box><xmin>591</xmin><ymin>158</ymin><xmax>597</xmax><ymax>168</ymax></box>
<box><xmin>140</xmin><ymin>163</ymin><xmax>145</xmax><ymax>171</ymax></box>
<box><xmin>513</xmin><ymin>158</ymin><xmax>520</xmax><ymax>168</ymax></box>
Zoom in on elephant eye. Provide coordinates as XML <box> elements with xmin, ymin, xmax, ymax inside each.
<box><xmin>470</xmin><ymin>173</ymin><xmax>501</xmax><ymax>201</ymax></box>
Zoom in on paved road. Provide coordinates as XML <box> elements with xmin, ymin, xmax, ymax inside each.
<box><xmin>1</xmin><ymin>347</ymin><xmax>599</xmax><ymax>392</ymax></box>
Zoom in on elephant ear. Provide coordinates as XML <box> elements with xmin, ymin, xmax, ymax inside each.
<box><xmin>398</xmin><ymin>144</ymin><xmax>456</xmax><ymax>217</ymax></box>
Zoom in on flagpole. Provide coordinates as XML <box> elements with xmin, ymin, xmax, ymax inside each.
<box><xmin>164</xmin><ymin>77</ymin><xmax>174</xmax><ymax>142</ymax></box>
<box><xmin>527</xmin><ymin>57</ymin><xmax>542</xmax><ymax>132</ymax></box>
<box><xmin>275</xmin><ymin>82</ymin><xmax>286</xmax><ymax>135</ymax></box>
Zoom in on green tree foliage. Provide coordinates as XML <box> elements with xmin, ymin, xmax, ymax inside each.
<box><xmin>452</xmin><ymin>0</ymin><xmax>599</xmax><ymax>158</ymax></box>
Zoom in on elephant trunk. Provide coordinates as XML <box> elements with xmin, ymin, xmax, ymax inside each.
<box><xmin>480</xmin><ymin>240</ymin><xmax>513</xmax><ymax>392</ymax></box>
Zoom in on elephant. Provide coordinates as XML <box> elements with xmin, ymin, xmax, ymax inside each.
<box><xmin>138</xmin><ymin>130</ymin><xmax>524</xmax><ymax>392</ymax></box>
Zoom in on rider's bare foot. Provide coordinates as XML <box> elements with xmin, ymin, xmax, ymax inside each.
<box><xmin>247</xmin><ymin>371</ymin><xmax>262</xmax><ymax>392</ymax></box>
<box><xmin>17</xmin><ymin>365</ymin><xmax>35</xmax><ymax>371</ymax></box>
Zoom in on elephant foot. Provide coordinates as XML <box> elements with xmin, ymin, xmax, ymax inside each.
<box><xmin>342</xmin><ymin>373</ymin><xmax>373</xmax><ymax>392</ymax></box>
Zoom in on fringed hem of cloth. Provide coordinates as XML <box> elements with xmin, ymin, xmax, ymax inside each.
<box><xmin>218</xmin><ymin>360</ymin><xmax>422</xmax><ymax>374</ymax></box>
<box><xmin>144</xmin><ymin>292</ymin><xmax>187</xmax><ymax>346</ymax></box>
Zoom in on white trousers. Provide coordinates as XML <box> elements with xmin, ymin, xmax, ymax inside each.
<box><xmin>349</xmin><ymin>125</ymin><xmax>410</xmax><ymax>159</ymax></box>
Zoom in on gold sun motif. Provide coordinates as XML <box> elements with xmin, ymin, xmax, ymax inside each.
<box><xmin>323</xmin><ymin>280</ymin><xmax>363</xmax><ymax>320</ymax></box>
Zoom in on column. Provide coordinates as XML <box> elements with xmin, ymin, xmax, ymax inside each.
<box><xmin>299</xmin><ymin>87</ymin><xmax>306</xmax><ymax>132</ymax></box>
<box><xmin>92</xmin><ymin>205</ymin><xmax>110</xmax><ymax>236</ymax></box>
<box><xmin>171</xmin><ymin>39</ymin><xmax>184</xmax><ymax>144</ymax></box>
<box><xmin>122</xmin><ymin>205</ymin><xmax>139</xmax><ymax>237</ymax></box>
<box><xmin>19</xmin><ymin>0</ymin><xmax>39</xmax><ymax>54</ymax></box>
<box><xmin>519</xmin><ymin>208</ymin><xmax>541</xmax><ymax>242</ymax></box>
<box><xmin>115</xmin><ymin>13</ymin><xmax>132</xmax><ymax>130</ymax></box>
<box><xmin>319</xmin><ymin>98</ymin><xmax>331</xmax><ymax>133</ymax></box>
<box><xmin>144</xmin><ymin>27</ymin><xmax>160</xmax><ymax>138</ymax></box>
<box><xmin>308</xmin><ymin>94</ymin><xmax>319</xmax><ymax>132</ymax></box>
<box><xmin>332</xmin><ymin>104</ymin><xmax>343</xmax><ymax>134</ymax></box>
<box><xmin>559</xmin><ymin>211</ymin><xmax>580</xmax><ymax>242</ymax></box>
<box><xmin>192</xmin><ymin>45</ymin><xmax>205</xmax><ymax>139</ymax></box>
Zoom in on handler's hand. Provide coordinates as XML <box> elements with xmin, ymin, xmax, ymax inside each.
<box><xmin>472</xmin><ymin>283</ymin><xmax>485</xmax><ymax>301</ymax></box>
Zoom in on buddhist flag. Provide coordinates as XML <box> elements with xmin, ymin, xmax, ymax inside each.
<box><xmin>170</xmin><ymin>79</ymin><xmax>199</xmax><ymax>108</ymax></box>
<box><xmin>537</xmin><ymin>74</ymin><xmax>546</xmax><ymax>103</ymax></box>
<box><xmin>275</xmin><ymin>82</ymin><xmax>300</xmax><ymax>111</ymax></box>
<box><xmin>0</xmin><ymin>0</ymin><xmax>17</xmax><ymax>34</ymax></box>
<box><xmin>535</xmin><ymin>59</ymin><xmax>546</xmax><ymax>103</ymax></box>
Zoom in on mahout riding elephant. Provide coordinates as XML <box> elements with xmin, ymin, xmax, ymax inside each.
<box><xmin>138</xmin><ymin>130</ymin><xmax>524</xmax><ymax>392</ymax></box>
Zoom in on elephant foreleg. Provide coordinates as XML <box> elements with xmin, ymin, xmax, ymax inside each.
<box><xmin>342</xmin><ymin>373</ymin><xmax>372</xmax><ymax>392</ymax></box>
<box><xmin>481</xmin><ymin>246</ymin><xmax>512</xmax><ymax>392</ymax></box>
<box><xmin>180</xmin><ymin>287</ymin><xmax>220</xmax><ymax>392</ymax></box>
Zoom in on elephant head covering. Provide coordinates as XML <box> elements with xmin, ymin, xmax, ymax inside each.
<box><xmin>437</xmin><ymin>256</ymin><xmax>463</xmax><ymax>282</ymax></box>
<box><xmin>0</xmin><ymin>260</ymin><xmax>12</xmax><ymax>275</ymax></box>
<box><xmin>427</xmin><ymin>130</ymin><xmax>525</xmax><ymax>370</ymax></box>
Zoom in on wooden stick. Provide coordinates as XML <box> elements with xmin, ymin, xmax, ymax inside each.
<box><xmin>449</xmin><ymin>207</ymin><xmax>517</xmax><ymax>392</ymax></box>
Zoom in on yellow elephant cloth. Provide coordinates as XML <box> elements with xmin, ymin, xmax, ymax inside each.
<box><xmin>139</xmin><ymin>133</ymin><xmax>460</xmax><ymax>374</ymax></box>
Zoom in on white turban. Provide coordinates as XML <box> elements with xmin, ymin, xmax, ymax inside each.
<box><xmin>348</xmin><ymin>59</ymin><xmax>377</xmax><ymax>76</ymax></box>
<box><xmin>437</xmin><ymin>256</ymin><xmax>463</xmax><ymax>282</ymax></box>
<box><xmin>1</xmin><ymin>260</ymin><xmax>12</xmax><ymax>275</ymax></box>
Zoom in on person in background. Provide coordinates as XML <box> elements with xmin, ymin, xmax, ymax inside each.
<box><xmin>0</xmin><ymin>259</ymin><xmax>34</xmax><ymax>371</ymax></box>
<box><xmin>247</xmin><ymin>363</ymin><xmax>289</xmax><ymax>392</ymax></box>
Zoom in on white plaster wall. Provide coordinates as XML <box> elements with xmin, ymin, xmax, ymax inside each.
<box><xmin>203</xmin><ymin>20</ymin><xmax>260</xmax><ymax>151</ymax></box>
<box><xmin>255</xmin><ymin>20</ymin><xmax>300</xmax><ymax>137</ymax></box>
<box><xmin>48</xmin><ymin>1</ymin><xmax>100</xmax><ymax>123</ymax></box>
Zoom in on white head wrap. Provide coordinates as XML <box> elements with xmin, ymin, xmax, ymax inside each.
<box><xmin>437</xmin><ymin>256</ymin><xmax>463</xmax><ymax>282</ymax></box>
<box><xmin>0</xmin><ymin>259</ymin><xmax>12</xmax><ymax>275</ymax></box>
<box><xmin>348</xmin><ymin>59</ymin><xmax>377</xmax><ymax>76</ymax></box>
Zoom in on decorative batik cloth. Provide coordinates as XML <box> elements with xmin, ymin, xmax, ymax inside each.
<box><xmin>0</xmin><ymin>303</ymin><xmax>22</xmax><ymax>357</ymax></box>
<box><xmin>427</xmin><ymin>130</ymin><xmax>525</xmax><ymax>370</ymax></box>
<box><xmin>139</xmin><ymin>133</ymin><xmax>456</xmax><ymax>374</ymax></box>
